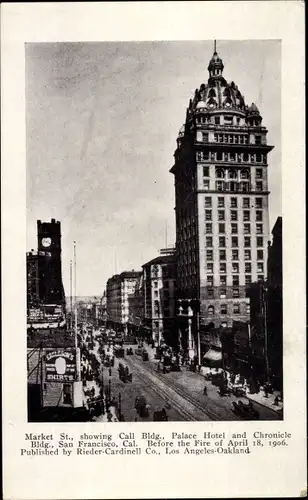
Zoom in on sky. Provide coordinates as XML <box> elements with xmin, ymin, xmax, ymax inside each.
<box><xmin>26</xmin><ymin>40</ymin><xmax>281</xmax><ymax>297</ymax></box>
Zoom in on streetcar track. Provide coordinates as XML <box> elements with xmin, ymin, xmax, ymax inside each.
<box><xmin>131</xmin><ymin>363</ymin><xmax>199</xmax><ymax>421</ymax></box>
<box><xmin>127</xmin><ymin>357</ymin><xmax>211</xmax><ymax>421</ymax></box>
<box><xmin>127</xmin><ymin>356</ymin><xmax>237</xmax><ymax>421</ymax></box>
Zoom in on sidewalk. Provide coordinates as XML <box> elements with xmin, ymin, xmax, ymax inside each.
<box><xmin>246</xmin><ymin>390</ymin><xmax>283</xmax><ymax>414</ymax></box>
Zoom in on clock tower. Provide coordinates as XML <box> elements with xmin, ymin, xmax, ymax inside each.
<box><xmin>37</xmin><ymin>219</ymin><xmax>65</xmax><ymax>305</ymax></box>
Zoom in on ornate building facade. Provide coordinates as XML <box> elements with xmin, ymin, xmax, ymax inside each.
<box><xmin>170</xmin><ymin>48</ymin><xmax>274</xmax><ymax>356</ymax></box>
<box><xmin>142</xmin><ymin>248</ymin><xmax>177</xmax><ymax>347</ymax></box>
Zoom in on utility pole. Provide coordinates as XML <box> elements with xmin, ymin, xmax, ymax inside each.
<box><xmin>263</xmin><ymin>282</ymin><xmax>269</xmax><ymax>383</ymax></box>
<box><xmin>69</xmin><ymin>260</ymin><xmax>73</xmax><ymax>333</ymax></box>
<box><xmin>74</xmin><ymin>241</ymin><xmax>80</xmax><ymax>381</ymax></box>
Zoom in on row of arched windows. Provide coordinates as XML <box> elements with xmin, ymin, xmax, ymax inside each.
<box><xmin>216</xmin><ymin>168</ymin><xmax>250</xmax><ymax>179</ymax></box>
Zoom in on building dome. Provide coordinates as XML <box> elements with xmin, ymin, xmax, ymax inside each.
<box><xmin>208</xmin><ymin>51</ymin><xmax>224</xmax><ymax>76</ymax></box>
<box><xmin>247</xmin><ymin>102</ymin><xmax>260</xmax><ymax>115</ymax></box>
<box><xmin>196</xmin><ymin>100</ymin><xmax>207</xmax><ymax>109</ymax></box>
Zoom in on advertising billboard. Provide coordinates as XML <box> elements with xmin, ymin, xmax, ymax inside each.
<box><xmin>45</xmin><ymin>348</ymin><xmax>76</xmax><ymax>382</ymax></box>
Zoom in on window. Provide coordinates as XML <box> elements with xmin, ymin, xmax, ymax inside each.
<box><xmin>244</xmin><ymin>237</ymin><xmax>251</xmax><ymax>248</ymax></box>
<box><xmin>243</xmin><ymin>252</ymin><xmax>251</xmax><ymax>265</ymax></box>
<box><xmin>245</xmin><ymin>275</ymin><xmax>252</xmax><ymax>285</ymax></box>
<box><xmin>220</xmin><ymin>275</ymin><xmax>227</xmax><ymax>285</ymax></box>
<box><xmin>217</xmin><ymin>151</ymin><xmax>223</xmax><ymax>161</ymax></box>
<box><xmin>220</xmin><ymin>304</ymin><xmax>227</xmax><ymax>315</ymax></box>
<box><xmin>245</xmin><ymin>262</ymin><xmax>252</xmax><ymax>273</ymax></box>
<box><xmin>241</xmin><ymin>181</ymin><xmax>250</xmax><ymax>192</ymax></box>
<box><xmin>241</xmin><ymin>169</ymin><xmax>250</xmax><ymax>179</ymax></box>
<box><xmin>207</xmin><ymin>275</ymin><xmax>214</xmax><ymax>286</ymax></box>
<box><xmin>207</xmin><ymin>288</ymin><xmax>214</xmax><ymax>298</ymax></box>
<box><xmin>232</xmin><ymin>249</ymin><xmax>239</xmax><ymax>260</ymax></box>
<box><xmin>256</xmin><ymin>224</ymin><xmax>263</xmax><ymax>234</ymax></box>
<box><xmin>258</xmin><ymin>275</ymin><xmax>264</xmax><ymax>281</ymax></box>
<box><xmin>228</xmin><ymin>169</ymin><xmax>237</xmax><ymax>179</ymax></box>
<box><xmin>233</xmin><ymin>275</ymin><xmax>239</xmax><ymax>286</ymax></box>
<box><xmin>232</xmin><ymin>237</ymin><xmax>238</xmax><ymax>247</ymax></box>
<box><xmin>215</xmin><ymin>116</ymin><xmax>220</xmax><ymax>125</ymax></box>
<box><xmin>231</xmin><ymin>210</ymin><xmax>238</xmax><ymax>221</ymax></box>
<box><xmin>205</xmin><ymin>196</ymin><xmax>212</xmax><ymax>208</ymax></box>
<box><xmin>202</xmin><ymin>132</ymin><xmax>209</xmax><ymax>142</ymax></box>
<box><xmin>230</xmin><ymin>197</ymin><xmax>238</xmax><ymax>208</ymax></box>
<box><xmin>256</xmin><ymin>181</ymin><xmax>263</xmax><ymax>192</ymax></box>
<box><xmin>243</xmin><ymin>210</ymin><xmax>250</xmax><ymax>221</ymax></box>
<box><xmin>257</xmin><ymin>262</ymin><xmax>264</xmax><ymax>273</ymax></box>
<box><xmin>219</xmin><ymin>250</ymin><xmax>226</xmax><ymax>260</ymax></box>
<box><xmin>206</xmin><ymin>263</ymin><xmax>213</xmax><ymax>273</ymax></box>
<box><xmin>257</xmin><ymin>250</ymin><xmax>264</xmax><ymax>260</ymax></box>
<box><xmin>216</xmin><ymin>181</ymin><xmax>224</xmax><ymax>192</ymax></box>
<box><xmin>219</xmin><ymin>223</ymin><xmax>225</xmax><ymax>233</ymax></box>
<box><xmin>205</xmin><ymin>223</ymin><xmax>212</xmax><ymax>234</ymax></box>
<box><xmin>229</xmin><ymin>181</ymin><xmax>238</xmax><ymax>192</ymax></box>
<box><xmin>255</xmin><ymin>197</ymin><xmax>263</xmax><ymax>208</ymax></box>
<box><xmin>208</xmin><ymin>305</ymin><xmax>214</xmax><ymax>315</ymax></box>
<box><xmin>154</xmin><ymin>290</ymin><xmax>158</xmax><ymax>298</ymax></box>
<box><xmin>220</xmin><ymin>263</ymin><xmax>227</xmax><ymax>273</ymax></box>
<box><xmin>229</xmin><ymin>152</ymin><xmax>235</xmax><ymax>161</ymax></box>
<box><xmin>216</xmin><ymin>168</ymin><xmax>225</xmax><ymax>179</ymax></box>
<box><xmin>255</xmin><ymin>161</ymin><xmax>263</xmax><ymax>174</ymax></box>
<box><xmin>233</xmin><ymin>303</ymin><xmax>240</xmax><ymax>314</ymax></box>
<box><xmin>231</xmin><ymin>223</ymin><xmax>238</xmax><ymax>234</ymax></box>
<box><xmin>257</xmin><ymin>237</ymin><xmax>263</xmax><ymax>247</ymax></box>
<box><xmin>218</xmin><ymin>210</ymin><xmax>225</xmax><ymax>221</ymax></box>
<box><xmin>203</xmin><ymin>180</ymin><xmax>210</xmax><ymax>190</ymax></box>
<box><xmin>220</xmin><ymin>288</ymin><xmax>227</xmax><ymax>298</ymax></box>
<box><xmin>206</xmin><ymin>236</ymin><xmax>213</xmax><ymax>247</ymax></box>
<box><xmin>233</xmin><ymin>288</ymin><xmax>239</xmax><ymax>298</ymax></box>
<box><xmin>203</xmin><ymin>166</ymin><xmax>209</xmax><ymax>177</ymax></box>
<box><xmin>255</xmin><ymin>135</ymin><xmax>261</xmax><ymax>145</ymax></box>
<box><xmin>218</xmin><ymin>197</ymin><xmax>224</xmax><ymax>208</ymax></box>
<box><xmin>244</xmin><ymin>223</ymin><xmax>251</xmax><ymax>234</ymax></box>
<box><xmin>243</xmin><ymin>197</ymin><xmax>250</xmax><ymax>208</ymax></box>
<box><xmin>232</xmin><ymin>263</ymin><xmax>239</xmax><ymax>274</ymax></box>
<box><xmin>206</xmin><ymin>250</ymin><xmax>213</xmax><ymax>260</ymax></box>
<box><xmin>219</xmin><ymin>236</ymin><xmax>226</xmax><ymax>247</ymax></box>
<box><xmin>205</xmin><ymin>210</ymin><xmax>212</xmax><ymax>221</ymax></box>
<box><xmin>256</xmin><ymin>210</ymin><xmax>263</xmax><ymax>221</ymax></box>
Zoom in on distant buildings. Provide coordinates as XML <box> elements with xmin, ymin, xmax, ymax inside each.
<box><xmin>106</xmin><ymin>271</ymin><xmax>142</xmax><ymax>334</ymax></box>
<box><xmin>142</xmin><ymin>248</ymin><xmax>177</xmax><ymax>346</ymax></box>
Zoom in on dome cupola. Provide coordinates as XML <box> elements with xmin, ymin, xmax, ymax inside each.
<box><xmin>207</xmin><ymin>45</ymin><xmax>224</xmax><ymax>79</ymax></box>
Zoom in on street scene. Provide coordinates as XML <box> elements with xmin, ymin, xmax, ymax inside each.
<box><xmin>26</xmin><ymin>40</ymin><xmax>282</xmax><ymax>422</ymax></box>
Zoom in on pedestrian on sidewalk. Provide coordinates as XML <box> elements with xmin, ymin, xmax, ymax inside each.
<box><xmin>109</xmin><ymin>366</ymin><xmax>112</xmax><ymax>377</ymax></box>
<box><xmin>203</xmin><ymin>385</ymin><xmax>208</xmax><ymax>395</ymax></box>
<box><xmin>273</xmin><ymin>395</ymin><xmax>279</xmax><ymax>406</ymax></box>
<box><xmin>264</xmin><ymin>386</ymin><xmax>269</xmax><ymax>398</ymax></box>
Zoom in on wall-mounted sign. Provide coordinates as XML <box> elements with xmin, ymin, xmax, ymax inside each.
<box><xmin>45</xmin><ymin>349</ymin><xmax>76</xmax><ymax>382</ymax></box>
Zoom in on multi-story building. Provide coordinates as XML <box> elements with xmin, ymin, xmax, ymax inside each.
<box><xmin>128</xmin><ymin>274</ymin><xmax>144</xmax><ymax>330</ymax></box>
<box><xmin>170</xmin><ymin>48</ymin><xmax>274</xmax><ymax>358</ymax></box>
<box><xmin>143</xmin><ymin>248</ymin><xmax>177</xmax><ymax>347</ymax></box>
<box><xmin>106</xmin><ymin>271</ymin><xmax>142</xmax><ymax>333</ymax></box>
<box><xmin>267</xmin><ymin>216</ymin><xmax>282</xmax><ymax>389</ymax></box>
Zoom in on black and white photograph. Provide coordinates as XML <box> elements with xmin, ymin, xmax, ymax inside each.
<box><xmin>26</xmin><ymin>40</ymin><xmax>283</xmax><ymax>423</ymax></box>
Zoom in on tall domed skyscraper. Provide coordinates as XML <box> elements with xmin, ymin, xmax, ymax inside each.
<box><xmin>170</xmin><ymin>45</ymin><xmax>274</xmax><ymax>360</ymax></box>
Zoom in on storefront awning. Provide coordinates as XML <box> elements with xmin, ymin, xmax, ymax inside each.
<box><xmin>203</xmin><ymin>349</ymin><xmax>222</xmax><ymax>361</ymax></box>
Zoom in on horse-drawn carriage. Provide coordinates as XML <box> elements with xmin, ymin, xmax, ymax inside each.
<box><xmin>126</xmin><ymin>347</ymin><xmax>134</xmax><ymax>355</ymax></box>
<box><xmin>134</xmin><ymin>395</ymin><xmax>149</xmax><ymax>418</ymax></box>
<box><xmin>231</xmin><ymin>400</ymin><xmax>260</xmax><ymax>420</ymax></box>
<box><xmin>118</xmin><ymin>363</ymin><xmax>132</xmax><ymax>383</ymax></box>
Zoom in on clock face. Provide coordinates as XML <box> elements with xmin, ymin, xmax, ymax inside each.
<box><xmin>41</xmin><ymin>237</ymin><xmax>52</xmax><ymax>248</ymax></box>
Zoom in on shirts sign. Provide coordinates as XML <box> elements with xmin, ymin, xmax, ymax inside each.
<box><xmin>45</xmin><ymin>349</ymin><xmax>76</xmax><ymax>382</ymax></box>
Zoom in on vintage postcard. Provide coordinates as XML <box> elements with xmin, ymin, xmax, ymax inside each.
<box><xmin>1</xmin><ymin>2</ymin><xmax>306</xmax><ymax>499</ymax></box>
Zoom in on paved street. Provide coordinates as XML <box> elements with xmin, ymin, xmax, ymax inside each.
<box><xmin>95</xmin><ymin>344</ymin><xmax>280</xmax><ymax>422</ymax></box>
